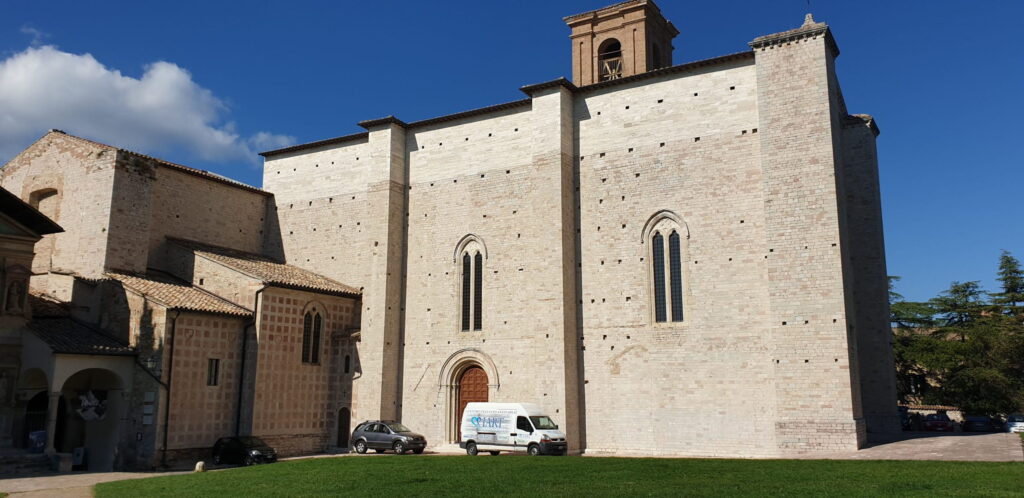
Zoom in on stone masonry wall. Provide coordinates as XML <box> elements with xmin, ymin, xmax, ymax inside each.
<box><xmin>840</xmin><ymin>119</ymin><xmax>899</xmax><ymax>432</ymax></box>
<box><xmin>753</xmin><ymin>28</ymin><xmax>863</xmax><ymax>451</ymax></box>
<box><xmin>574</xmin><ymin>60</ymin><xmax>779</xmax><ymax>456</ymax></box>
<box><xmin>0</xmin><ymin>132</ymin><xmax>117</xmax><ymax>284</ymax></box>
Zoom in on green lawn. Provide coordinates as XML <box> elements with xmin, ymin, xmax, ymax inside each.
<box><xmin>95</xmin><ymin>455</ymin><xmax>1024</xmax><ymax>497</ymax></box>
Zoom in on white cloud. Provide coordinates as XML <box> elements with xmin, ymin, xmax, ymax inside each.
<box><xmin>0</xmin><ymin>45</ymin><xmax>293</xmax><ymax>165</ymax></box>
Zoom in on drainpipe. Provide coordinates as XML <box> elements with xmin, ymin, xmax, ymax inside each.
<box><xmin>236</xmin><ymin>286</ymin><xmax>265</xmax><ymax>436</ymax></box>
<box><xmin>160</xmin><ymin>310</ymin><xmax>182</xmax><ymax>468</ymax></box>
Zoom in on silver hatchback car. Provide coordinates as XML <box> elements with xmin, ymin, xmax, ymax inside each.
<box><xmin>350</xmin><ymin>420</ymin><xmax>427</xmax><ymax>454</ymax></box>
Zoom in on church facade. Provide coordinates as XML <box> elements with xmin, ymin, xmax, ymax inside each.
<box><xmin>0</xmin><ymin>0</ymin><xmax>897</xmax><ymax>469</ymax></box>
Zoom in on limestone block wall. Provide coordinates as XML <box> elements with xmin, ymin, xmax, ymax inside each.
<box><xmin>165</xmin><ymin>312</ymin><xmax>248</xmax><ymax>451</ymax></box>
<box><xmin>147</xmin><ymin>167</ymin><xmax>267</xmax><ymax>267</ymax></box>
<box><xmin>250</xmin><ymin>287</ymin><xmax>358</xmax><ymax>456</ymax></box>
<box><xmin>0</xmin><ymin>132</ymin><xmax>117</xmax><ymax>283</ymax></box>
<box><xmin>753</xmin><ymin>27</ymin><xmax>864</xmax><ymax>451</ymax></box>
<box><xmin>839</xmin><ymin>119</ymin><xmax>899</xmax><ymax>432</ymax></box>
<box><xmin>397</xmin><ymin>89</ymin><xmax>586</xmax><ymax>449</ymax></box>
<box><xmin>574</xmin><ymin>59</ymin><xmax>779</xmax><ymax>456</ymax></box>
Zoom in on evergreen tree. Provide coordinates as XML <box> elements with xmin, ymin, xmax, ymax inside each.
<box><xmin>994</xmin><ymin>250</ymin><xmax>1024</xmax><ymax>310</ymax></box>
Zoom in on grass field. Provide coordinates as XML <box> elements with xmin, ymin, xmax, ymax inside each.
<box><xmin>95</xmin><ymin>455</ymin><xmax>1024</xmax><ymax>497</ymax></box>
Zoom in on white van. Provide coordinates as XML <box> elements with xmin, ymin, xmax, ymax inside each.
<box><xmin>459</xmin><ymin>402</ymin><xmax>567</xmax><ymax>456</ymax></box>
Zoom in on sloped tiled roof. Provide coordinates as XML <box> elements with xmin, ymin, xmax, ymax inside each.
<box><xmin>28</xmin><ymin>293</ymin><xmax>70</xmax><ymax>318</ymax></box>
<box><xmin>106</xmin><ymin>271</ymin><xmax>252</xmax><ymax>317</ymax></box>
<box><xmin>29</xmin><ymin>318</ymin><xmax>134</xmax><ymax>356</ymax></box>
<box><xmin>168</xmin><ymin>238</ymin><xmax>361</xmax><ymax>297</ymax></box>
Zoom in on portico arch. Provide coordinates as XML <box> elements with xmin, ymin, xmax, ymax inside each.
<box><xmin>438</xmin><ymin>349</ymin><xmax>499</xmax><ymax>443</ymax></box>
<box><xmin>55</xmin><ymin>368</ymin><xmax>125</xmax><ymax>471</ymax></box>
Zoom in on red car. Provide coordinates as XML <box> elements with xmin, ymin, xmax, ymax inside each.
<box><xmin>922</xmin><ymin>413</ymin><xmax>955</xmax><ymax>432</ymax></box>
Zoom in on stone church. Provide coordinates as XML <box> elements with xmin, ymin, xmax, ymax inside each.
<box><xmin>0</xmin><ymin>1</ymin><xmax>897</xmax><ymax>470</ymax></box>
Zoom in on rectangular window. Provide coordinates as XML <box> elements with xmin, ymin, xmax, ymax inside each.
<box><xmin>207</xmin><ymin>358</ymin><xmax>220</xmax><ymax>386</ymax></box>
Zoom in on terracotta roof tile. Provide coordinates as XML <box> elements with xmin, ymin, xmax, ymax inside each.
<box><xmin>106</xmin><ymin>271</ymin><xmax>252</xmax><ymax>317</ymax></box>
<box><xmin>168</xmin><ymin>238</ymin><xmax>361</xmax><ymax>297</ymax></box>
<box><xmin>29</xmin><ymin>318</ymin><xmax>134</xmax><ymax>356</ymax></box>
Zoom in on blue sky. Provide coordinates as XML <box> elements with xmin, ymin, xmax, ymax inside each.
<box><xmin>2</xmin><ymin>1</ymin><xmax>1022</xmax><ymax>302</ymax></box>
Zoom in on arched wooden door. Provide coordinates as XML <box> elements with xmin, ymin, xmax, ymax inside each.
<box><xmin>337</xmin><ymin>407</ymin><xmax>350</xmax><ymax>448</ymax></box>
<box><xmin>456</xmin><ymin>366</ymin><xmax>488</xmax><ymax>441</ymax></box>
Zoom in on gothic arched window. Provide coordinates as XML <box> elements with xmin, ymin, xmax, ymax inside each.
<box><xmin>455</xmin><ymin>235</ymin><xmax>486</xmax><ymax>331</ymax></box>
<box><xmin>302</xmin><ymin>309</ymin><xmax>323</xmax><ymax>364</ymax></box>
<box><xmin>644</xmin><ymin>212</ymin><xmax>687</xmax><ymax>324</ymax></box>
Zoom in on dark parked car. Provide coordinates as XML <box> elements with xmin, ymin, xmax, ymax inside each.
<box><xmin>350</xmin><ymin>421</ymin><xmax>427</xmax><ymax>454</ymax></box>
<box><xmin>962</xmin><ymin>415</ymin><xmax>1001</xmax><ymax>432</ymax></box>
<box><xmin>921</xmin><ymin>413</ymin><xmax>955</xmax><ymax>432</ymax></box>
<box><xmin>212</xmin><ymin>436</ymin><xmax>278</xmax><ymax>465</ymax></box>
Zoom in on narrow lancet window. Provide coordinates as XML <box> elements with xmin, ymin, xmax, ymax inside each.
<box><xmin>473</xmin><ymin>252</ymin><xmax>483</xmax><ymax>330</ymax></box>
<box><xmin>462</xmin><ymin>253</ymin><xmax>472</xmax><ymax>331</ymax></box>
<box><xmin>311</xmin><ymin>313</ymin><xmax>322</xmax><ymax>363</ymax></box>
<box><xmin>669</xmin><ymin>231</ymin><xmax>683</xmax><ymax>322</ymax></box>
<box><xmin>652</xmin><ymin>232</ymin><xmax>667</xmax><ymax>322</ymax></box>
<box><xmin>302</xmin><ymin>312</ymin><xmax>313</xmax><ymax>362</ymax></box>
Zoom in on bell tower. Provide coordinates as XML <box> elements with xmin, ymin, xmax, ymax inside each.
<box><xmin>564</xmin><ymin>0</ymin><xmax>679</xmax><ymax>86</ymax></box>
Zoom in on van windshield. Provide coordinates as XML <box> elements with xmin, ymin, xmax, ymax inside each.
<box><xmin>530</xmin><ymin>416</ymin><xmax>558</xmax><ymax>430</ymax></box>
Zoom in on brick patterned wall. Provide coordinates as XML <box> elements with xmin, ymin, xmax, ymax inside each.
<box><xmin>166</xmin><ymin>313</ymin><xmax>248</xmax><ymax>450</ymax></box>
<box><xmin>250</xmin><ymin>288</ymin><xmax>358</xmax><ymax>455</ymax></box>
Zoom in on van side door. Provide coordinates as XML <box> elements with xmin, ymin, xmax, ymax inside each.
<box><xmin>514</xmin><ymin>416</ymin><xmax>534</xmax><ymax>451</ymax></box>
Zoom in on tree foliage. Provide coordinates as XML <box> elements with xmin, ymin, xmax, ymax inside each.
<box><xmin>890</xmin><ymin>252</ymin><xmax>1024</xmax><ymax>416</ymax></box>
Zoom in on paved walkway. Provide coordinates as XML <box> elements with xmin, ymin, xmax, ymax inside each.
<box><xmin>1</xmin><ymin>470</ymin><xmax>188</xmax><ymax>497</ymax></box>
<box><xmin>793</xmin><ymin>432</ymin><xmax>1023</xmax><ymax>462</ymax></box>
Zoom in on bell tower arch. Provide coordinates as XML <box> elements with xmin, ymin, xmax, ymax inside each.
<box><xmin>564</xmin><ymin>0</ymin><xmax>679</xmax><ymax>86</ymax></box>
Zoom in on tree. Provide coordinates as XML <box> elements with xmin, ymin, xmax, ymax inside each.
<box><xmin>994</xmin><ymin>250</ymin><xmax>1024</xmax><ymax>311</ymax></box>
<box><xmin>890</xmin><ymin>262</ymin><xmax>1024</xmax><ymax>415</ymax></box>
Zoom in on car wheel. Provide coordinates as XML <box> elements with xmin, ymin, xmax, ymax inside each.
<box><xmin>466</xmin><ymin>442</ymin><xmax>478</xmax><ymax>456</ymax></box>
<box><xmin>213</xmin><ymin>454</ymin><xmax>222</xmax><ymax>465</ymax></box>
<box><xmin>393</xmin><ymin>441</ymin><xmax>406</xmax><ymax>454</ymax></box>
<box><xmin>243</xmin><ymin>454</ymin><xmax>255</xmax><ymax>466</ymax></box>
<box><xmin>488</xmin><ymin>451</ymin><xmax>500</xmax><ymax>456</ymax></box>
<box><xmin>354</xmin><ymin>440</ymin><xmax>368</xmax><ymax>454</ymax></box>
<box><xmin>528</xmin><ymin>444</ymin><xmax>541</xmax><ymax>456</ymax></box>
<box><xmin>413</xmin><ymin>448</ymin><xmax>424</xmax><ymax>455</ymax></box>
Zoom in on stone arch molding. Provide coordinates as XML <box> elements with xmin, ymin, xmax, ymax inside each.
<box><xmin>301</xmin><ymin>299</ymin><xmax>330</xmax><ymax>323</ymax></box>
<box><xmin>640</xmin><ymin>210</ymin><xmax>689</xmax><ymax>243</ymax></box>
<box><xmin>437</xmin><ymin>348</ymin><xmax>500</xmax><ymax>390</ymax></box>
<box><xmin>452</xmin><ymin>234</ymin><xmax>488</xmax><ymax>263</ymax></box>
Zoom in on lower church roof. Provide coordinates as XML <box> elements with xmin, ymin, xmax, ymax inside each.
<box><xmin>29</xmin><ymin>318</ymin><xmax>135</xmax><ymax>356</ymax></box>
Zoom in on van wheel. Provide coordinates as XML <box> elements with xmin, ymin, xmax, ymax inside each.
<box><xmin>354</xmin><ymin>440</ymin><xmax>367</xmax><ymax>454</ymax></box>
<box><xmin>489</xmin><ymin>451</ymin><xmax>500</xmax><ymax>456</ymax></box>
<box><xmin>466</xmin><ymin>442</ymin><xmax>479</xmax><ymax>456</ymax></box>
<box><xmin>528</xmin><ymin>444</ymin><xmax>541</xmax><ymax>456</ymax></box>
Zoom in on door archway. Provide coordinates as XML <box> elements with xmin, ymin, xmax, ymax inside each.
<box><xmin>337</xmin><ymin>407</ymin><xmax>350</xmax><ymax>448</ymax></box>
<box><xmin>456</xmin><ymin>365</ymin><xmax>488</xmax><ymax>441</ymax></box>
